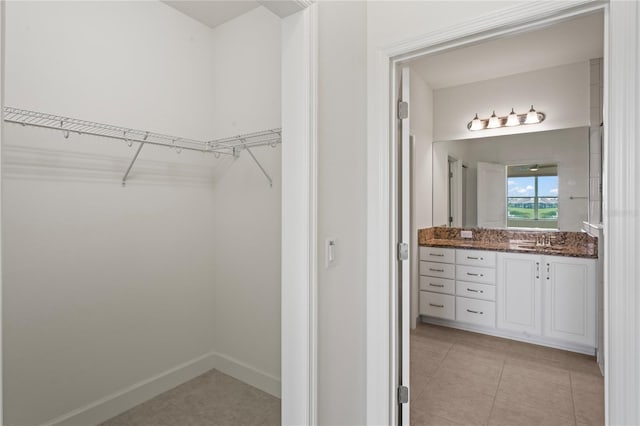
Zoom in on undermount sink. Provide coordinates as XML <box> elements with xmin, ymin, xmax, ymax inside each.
<box><xmin>514</xmin><ymin>243</ymin><xmax>565</xmax><ymax>252</ymax></box>
<box><xmin>510</xmin><ymin>240</ymin><xmax>565</xmax><ymax>252</ymax></box>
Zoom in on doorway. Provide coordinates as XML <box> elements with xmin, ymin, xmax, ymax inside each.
<box><xmin>394</xmin><ymin>4</ymin><xmax>604</xmax><ymax>425</ymax></box>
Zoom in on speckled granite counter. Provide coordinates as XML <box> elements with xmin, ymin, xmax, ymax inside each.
<box><xmin>419</xmin><ymin>227</ymin><xmax>597</xmax><ymax>259</ymax></box>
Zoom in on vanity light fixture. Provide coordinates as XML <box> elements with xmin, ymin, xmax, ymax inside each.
<box><xmin>469</xmin><ymin>113</ymin><xmax>483</xmax><ymax>131</ymax></box>
<box><xmin>505</xmin><ymin>108</ymin><xmax>519</xmax><ymax>127</ymax></box>
<box><xmin>487</xmin><ymin>111</ymin><xmax>501</xmax><ymax>129</ymax></box>
<box><xmin>467</xmin><ymin>105</ymin><xmax>546</xmax><ymax>131</ymax></box>
<box><xmin>525</xmin><ymin>105</ymin><xmax>541</xmax><ymax>124</ymax></box>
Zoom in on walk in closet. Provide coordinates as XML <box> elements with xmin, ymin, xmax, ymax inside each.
<box><xmin>2</xmin><ymin>2</ymin><xmax>283</xmax><ymax>424</ymax></box>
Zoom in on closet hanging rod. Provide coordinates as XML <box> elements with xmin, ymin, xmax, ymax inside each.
<box><xmin>2</xmin><ymin>107</ymin><xmax>282</xmax><ymax>155</ymax></box>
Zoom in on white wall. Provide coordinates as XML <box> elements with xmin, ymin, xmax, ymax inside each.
<box><xmin>208</xmin><ymin>7</ymin><xmax>282</xmax><ymax>393</ymax></box>
<box><xmin>410</xmin><ymin>71</ymin><xmax>433</xmax><ymax>327</ymax></box>
<box><xmin>317</xmin><ymin>2</ymin><xmax>367</xmax><ymax>424</ymax></box>
<box><xmin>433</xmin><ymin>61</ymin><xmax>590</xmax><ymax>141</ymax></box>
<box><xmin>3</xmin><ymin>2</ymin><xmax>281</xmax><ymax>425</ymax></box>
<box><xmin>432</xmin><ymin>127</ymin><xmax>589</xmax><ymax>231</ymax></box>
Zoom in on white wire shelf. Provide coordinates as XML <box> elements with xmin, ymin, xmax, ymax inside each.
<box><xmin>3</xmin><ymin>106</ymin><xmax>281</xmax><ymax>186</ymax></box>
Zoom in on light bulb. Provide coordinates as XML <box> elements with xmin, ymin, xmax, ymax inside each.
<box><xmin>525</xmin><ymin>105</ymin><xmax>540</xmax><ymax>124</ymax></box>
<box><xmin>506</xmin><ymin>108</ymin><xmax>519</xmax><ymax>126</ymax></box>
<box><xmin>487</xmin><ymin>111</ymin><xmax>500</xmax><ymax>129</ymax></box>
<box><xmin>469</xmin><ymin>113</ymin><xmax>483</xmax><ymax>131</ymax></box>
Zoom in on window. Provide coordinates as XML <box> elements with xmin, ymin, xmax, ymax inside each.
<box><xmin>507</xmin><ymin>164</ymin><xmax>558</xmax><ymax>228</ymax></box>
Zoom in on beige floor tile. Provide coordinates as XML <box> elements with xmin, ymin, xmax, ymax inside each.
<box><xmin>488</xmin><ymin>397</ymin><xmax>575</xmax><ymax>426</ymax></box>
<box><xmin>433</xmin><ymin>344</ymin><xmax>504</xmax><ymax>397</ymax></box>
<box><xmin>493</xmin><ymin>363</ymin><xmax>575</xmax><ymax>424</ymax></box>
<box><xmin>411</xmin><ymin>405</ymin><xmax>462</xmax><ymax>426</ymax></box>
<box><xmin>571</xmin><ymin>371</ymin><xmax>604</xmax><ymax>426</ymax></box>
<box><xmin>413</xmin><ymin>372</ymin><xmax>496</xmax><ymax>426</ymax></box>
<box><xmin>411</xmin><ymin>333</ymin><xmax>453</xmax><ymax>377</ymax></box>
<box><xmin>412</xmin><ymin>323</ymin><xmax>603</xmax><ymax>426</ymax></box>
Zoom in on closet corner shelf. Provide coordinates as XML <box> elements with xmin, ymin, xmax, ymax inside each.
<box><xmin>3</xmin><ymin>106</ymin><xmax>281</xmax><ymax>187</ymax></box>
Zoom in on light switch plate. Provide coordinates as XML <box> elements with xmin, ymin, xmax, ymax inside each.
<box><xmin>326</xmin><ymin>238</ymin><xmax>337</xmax><ymax>268</ymax></box>
<box><xmin>461</xmin><ymin>230</ymin><xmax>473</xmax><ymax>239</ymax></box>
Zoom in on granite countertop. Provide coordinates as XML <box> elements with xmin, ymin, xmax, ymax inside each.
<box><xmin>419</xmin><ymin>227</ymin><xmax>598</xmax><ymax>259</ymax></box>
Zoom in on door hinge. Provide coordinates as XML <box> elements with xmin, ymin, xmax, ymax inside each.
<box><xmin>398</xmin><ymin>242</ymin><xmax>409</xmax><ymax>261</ymax></box>
<box><xmin>398</xmin><ymin>385</ymin><xmax>409</xmax><ymax>404</ymax></box>
<box><xmin>398</xmin><ymin>101</ymin><xmax>409</xmax><ymax>120</ymax></box>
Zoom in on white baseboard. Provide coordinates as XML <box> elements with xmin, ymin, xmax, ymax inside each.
<box><xmin>420</xmin><ymin>316</ymin><xmax>596</xmax><ymax>356</ymax></box>
<box><xmin>46</xmin><ymin>351</ymin><xmax>280</xmax><ymax>426</ymax></box>
<box><xmin>211</xmin><ymin>352</ymin><xmax>281</xmax><ymax>398</ymax></box>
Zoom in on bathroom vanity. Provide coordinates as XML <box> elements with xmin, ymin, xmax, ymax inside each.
<box><xmin>418</xmin><ymin>227</ymin><xmax>597</xmax><ymax>354</ymax></box>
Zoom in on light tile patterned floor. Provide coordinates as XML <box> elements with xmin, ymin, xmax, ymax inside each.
<box><xmin>411</xmin><ymin>323</ymin><xmax>604</xmax><ymax>426</ymax></box>
<box><xmin>99</xmin><ymin>369</ymin><xmax>280</xmax><ymax>426</ymax></box>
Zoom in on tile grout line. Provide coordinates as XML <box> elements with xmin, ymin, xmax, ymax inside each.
<box><xmin>485</xmin><ymin>357</ymin><xmax>506</xmax><ymax>426</ymax></box>
<box><xmin>569</xmin><ymin>371</ymin><xmax>578</xmax><ymax>426</ymax></box>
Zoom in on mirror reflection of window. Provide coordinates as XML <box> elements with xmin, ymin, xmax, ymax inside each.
<box><xmin>507</xmin><ymin>164</ymin><xmax>558</xmax><ymax>229</ymax></box>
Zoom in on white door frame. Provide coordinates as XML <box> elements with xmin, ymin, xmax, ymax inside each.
<box><xmin>281</xmin><ymin>4</ymin><xmax>318</xmax><ymax>426</ymax></box>
<box><xmin>367</xmin><ymin>1</ymin><xmax>640</xmax><ymax>425</ymax></box>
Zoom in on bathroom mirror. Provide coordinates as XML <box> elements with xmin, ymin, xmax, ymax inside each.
<box><xmin>432</xmin><ymin>127</ymin><xmax>590</xmax><ymax>231</ymax></box>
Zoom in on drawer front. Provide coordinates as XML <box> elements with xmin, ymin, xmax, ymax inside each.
<box><xmin>456</xmin><ymin>250</ymin><xmax>497</xmax><ymax>268</ymax></box>
<box><xmin>420</xmin><ymin>291</ymin><xmax>455</xmax><ymax>320</ymax></box>
<box><xmin>419</xmin><ymin>246</ymin><xmax>455</xmax><ymax>264</ymax></box>
<box><xmin>456</xmin><ymin>281</ymin><xmax>496</xmax><ymax>301</ymax></box>
<box><xmin>456</xmin><ymin>265</ymin><xmax>496</xmax><ymax>284</ymax></box>
<box><xmin>420</xmin><ymin>261</ymin><xmax>456</xmax><ymax>279</ymax></box>
<box><xmin>456</xmin><ymin>297</ymin><xmax>496</xmax><ymax>327</ymax></box>
<box><xmin>420</xmin><ymin>276</ymin><xmax>455</xmax><ymax>295</ymax></box>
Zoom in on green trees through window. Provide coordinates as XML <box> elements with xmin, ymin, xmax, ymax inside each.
<box><xmin>507</xmin><ymin>175</ymin><xmax>558</xmax><ymax>220</ymax></box>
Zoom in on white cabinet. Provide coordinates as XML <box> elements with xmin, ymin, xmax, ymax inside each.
<box><xmin>497</xmin><ymin>252</ymin><xmax>542</xmax><ymax>335</ymax></box>
<box><xmin>496</xmin><ymin>252</ymin><xmax>596</xmax><ymax>349</ymax></box>
<box><xmin>419</xmin><ymin>247</ymin><xmax>456</xmax><ymax>319</ymax></box>
<box><xmin>420</xmin><ymin>292</ymin><xmax>455</xmax><ymax>320</ymax></box>
<box><xmin>456</xmin><ymin>297</ymin><xmax>496</xmax><ymax>327</ymax></box>
<box><xmin>421</xmin><ymin>246</ymin><xmax>596</xmax><ymax>352</ymax></box>
<box><xmin>419</xmin><ymin>247</ymin><xmax>496</xmax><ymax>327</ymax></box>
<box><xmin>543</xmin><ymin>256</ymin><xmax>596</xmax><ymax>347</ymax></box>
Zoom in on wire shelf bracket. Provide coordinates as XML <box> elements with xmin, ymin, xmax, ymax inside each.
<box><xmin>3</xmin><ymin>106</ymin><xmax>282</xmax><ymax>186</ymax></box>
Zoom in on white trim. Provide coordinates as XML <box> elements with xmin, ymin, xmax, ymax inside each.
<box><xmin>46</xmin><ymin>352</ymin><xmax>218</xmax><ymax>426</ymax></box>
<box><xmin>605</xmin><ymin>1</ymin><xmax>640</xmax><ymax>425</ymax></box>
<box><xmin>211</xmin><ymin>352</ymin><xmax>281</xmax><ymax>398</ymax></box>
<box><xmin>0</xmin><ymin>1</ymin><xmax>5</xmax><ymax>424</ymax></box>
<box><xmin>367</xmin><ymin>2</ymin><xmax>614</xmax><ymax>425</ymax></box>
<box><xmin>419</xmin><ymin>317</ymin><xmax>595</xmax><ymax>356</ymax></box>
<box><xmin>281</xmin><ymin>4</ymin><xmax>318</xmax><ymax>426</ymax></box>
<box><xmin>366</xmin><ymin>49</ymin><xmax>393</xmax><ymax>426</ymax></box>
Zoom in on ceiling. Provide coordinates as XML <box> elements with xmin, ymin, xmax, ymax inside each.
<box><xmin>163</xmin><ymin>1</ymin><xmax>306</xmax><ymax>29</ymax></box>
<box><xmin>410</xmin><ymin>11</ymin><xmax>604</xmax><ymax>90</ymax></box>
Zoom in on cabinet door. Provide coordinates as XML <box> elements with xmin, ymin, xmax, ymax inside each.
<box><xmin>543</xmin><ymin>256</ymin><xmax>596</xmax><ymax>347</ymax></box>
<box><xmin>497</xmin><ymin>252</ymin><xmax>542</xmax><ymax>335</ymax></box>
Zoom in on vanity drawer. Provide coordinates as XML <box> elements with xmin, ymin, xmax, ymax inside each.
<box><xmin>456</xmin><ymin>265</ymin><xmax>496</xmax><ymax>284</ymax></box>
<box><xmin>420</xmin><ymin>291</ymin><xmax>455</xmax><ymax>320</ymax></box>
<box><xmin>419</xmin><ymin>246</ymin><xmax>455</xmax><ymax>264</ymax></box>
<box><xmin>456</xmin><ymin>250</ymin><xmax>496</xmax><ymax>268</ymax></box>
<box><xmin>420</xmin><ymin>276</ymin><xmax>455</xmax><ymax>295</ymax></box>
<box><xmin>456</xmin><ymin>297</ymin><xmax>496</xmax><ymax>327</ymax></box>
<box><xmin>420</xmin><ymin>261</ymin><xmax>456</xmax><ymax>279</ymax></box>
<box><xmin>456</xmin><ymin>281</ymin><xmax>496</xmax><ymax>301</ymax></box>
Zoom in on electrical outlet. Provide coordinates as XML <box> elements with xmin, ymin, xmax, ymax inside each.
<box><xmin>461</xmin><ymin>230</ymin><xmax>473</xmax><ymax>239</ymax></box>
